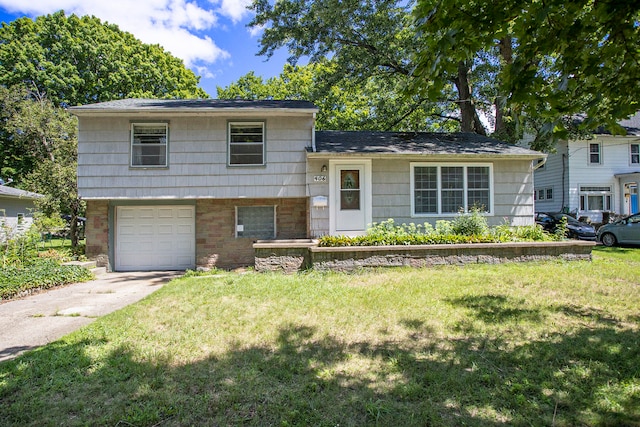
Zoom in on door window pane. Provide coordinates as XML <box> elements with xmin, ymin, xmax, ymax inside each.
<box><xmin>340</xmin><ymin>170</ymin><xmax>360</xmax><ymax>210</ymax></box>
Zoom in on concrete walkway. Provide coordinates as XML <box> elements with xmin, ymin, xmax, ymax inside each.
<box><xmin>0</xmin><ymin>271</ymin><xmax>182</xmax><ymax>363</ymax></box>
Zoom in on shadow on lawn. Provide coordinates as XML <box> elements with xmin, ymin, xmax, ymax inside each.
<box><xmin>1</xmin><ymin>305</ymin><xmax>639</xmax><ymax>426</ymax></box>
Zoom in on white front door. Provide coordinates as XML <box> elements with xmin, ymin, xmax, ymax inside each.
<box><xmin>331</xmin><ymin>161</ymin><xmax>371</xmax><ymax>235</ymax></box>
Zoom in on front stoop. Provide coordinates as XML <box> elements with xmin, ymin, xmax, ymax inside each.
<box><xmin>63</xmin><ymin>260</ymin><xmax>108</xmax><ymax>277</ymax></box>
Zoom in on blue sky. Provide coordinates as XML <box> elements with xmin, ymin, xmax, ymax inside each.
<box><xmin>0</xmin><ymin>0</ymin><xmax>291</xmax><ymax>97</ymax></box>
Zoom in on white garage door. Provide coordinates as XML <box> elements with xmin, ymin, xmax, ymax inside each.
<box><xmin>115</xmin><ymin>205</ymin><xmax>195</xmax><ymax>271</ymax></box>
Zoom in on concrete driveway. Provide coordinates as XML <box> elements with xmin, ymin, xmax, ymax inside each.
<box><xmin>0</xmin><ymin>271</ymin><xmax>182</xmax><ymax>363</ymax></box>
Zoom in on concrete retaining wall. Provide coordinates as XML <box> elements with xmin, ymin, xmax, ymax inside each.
<box><xmin>254</xmin><ymin>240</ymin><xmax>595</xmax><ymax>273</ymax></box>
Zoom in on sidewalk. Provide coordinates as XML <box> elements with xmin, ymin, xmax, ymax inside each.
<box><xmin>0</xmin><ymin>271</ymin><xmax>181</xmax><ymax>362</ymax></box>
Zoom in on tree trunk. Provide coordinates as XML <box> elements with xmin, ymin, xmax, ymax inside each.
<box><xmin>495</xmin><ymin>37</ymin><xmax>514</xmax><ymax>139</ymax></box>
<box><xmin>454</xmin><ymin>61</ymin><xmax>487</xmax><ymax>135</ymax></box>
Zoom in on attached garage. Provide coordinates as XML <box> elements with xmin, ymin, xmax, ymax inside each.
<box><xmin>115</xmin><ymin>205</ymin><xmax>195</xmax><ymax>271</ymax></box>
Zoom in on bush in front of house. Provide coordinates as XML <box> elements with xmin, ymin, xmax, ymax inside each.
<box><xmin>1</xmin><ymin>225</ymin><xmax>94</xmax><ymax>300</ymax></box>
<box><xmin>0</xmin><ymin>259</ymin><xmax>94</xmax><ymax>300</ymax></box>
<box><xmin>318</xmin><ymin>212</ymin><xmax>557</xmax><ymax>248</ymax></box>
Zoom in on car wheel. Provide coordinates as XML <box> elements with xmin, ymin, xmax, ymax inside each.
<box><xmin>601</xmin><ymin>232</ymin><xmax>617</xmax><ymax>247</ymax></box>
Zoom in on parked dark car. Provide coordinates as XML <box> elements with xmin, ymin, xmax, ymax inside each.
<box><xmin>535</xmin><ymin>212</ymin><xmax>597</xmax><ymax>241</ymax></box>
<box><xmin>597</xmin><ymin>213</ymin><xmax>640</xmax><ymax>247</ymax></box>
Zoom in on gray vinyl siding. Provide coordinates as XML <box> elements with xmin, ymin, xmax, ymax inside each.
<box><xmin>78</xmin><ymin>116</ymin><xmax>313</xmax><ymax>199</ymax></box>
<box><xmin>373</xmin><ymin>158</ymin><xmax>534</xmax><ymax>227</ymax></box>
<box><xmin>307</xmin><ymin>156</ymin><xmax>537</xmax><ymax>235</ymax></box>
<box><xmin>532</xmin><ymin>141</ymin><xmax>567</xmax><ymax>213</ymax></box>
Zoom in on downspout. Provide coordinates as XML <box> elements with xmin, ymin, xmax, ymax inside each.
<box><xmin>562</xmin><ymin>153</ymin><xmax>567</xmax><ymax>211</ymax></box>
<box><xmin>311</xmin><ymin>113</ymin><xmax>316</xmax><ymax>152</ymax></box>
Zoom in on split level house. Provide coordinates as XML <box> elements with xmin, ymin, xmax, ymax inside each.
<box><xmin>71</xmin><ymin>99</ymin><xmax>545</xmax><ymax>271</ymax></box>
<box><xmin>533</xmin><ymin>112</ymin><xmax>640</xmax><ymax>224</ymax></box>
<box><xmin>0</xmin><ymin>185</ymin><xmax>42</xmax><ymax>241</ymax></box>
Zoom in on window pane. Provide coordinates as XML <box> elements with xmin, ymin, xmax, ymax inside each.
<box><xmin>546</xmin><ymin>188</ymin><xmax>553</xmax><ymax>200</ymax></box>
<box><xmin>131</xmin><ymin>124</ymin><xmax>167</xmax><ymax>166</ymax></box>
<box><xmin>414</xmin><ymin>166</ymin><xmax>437</xmax><ymax>214</ymax></box>
<box><xmin>589</xmin><ymin>143</ymin><xmax>600</xmax><ymax>164</ymax></box>
<box><xmin>237</xmin><ymin>206</ymin><xmax>274</xmax><ymax>239</ymax></box>
<box><xmin>588</xmin><ymin>195</ymin><xmax>604</xmax><ymax>211</ymax></box>
<box><xmin>467</xmin><ymin>166</ymin><xmax>489</xmax><ymax>211</ymax></box>
<box><xmin>632</xmin><ymin>144</ymin><xmax>639</xmax><ymax>164</ymax></box>
<box><xmin>441</xmin><ymin>167</ymin><xmax>463</xmax><ymax>213</ymax></box>
<box><xmin>340</xmin><ymin>170</ymin><xmax>360</xmax><ymax>210</ymax></box>
<box><xmin>230</xmin><ymin>123</ymin><xmax>264</xmax><ymax>165</ymax></box>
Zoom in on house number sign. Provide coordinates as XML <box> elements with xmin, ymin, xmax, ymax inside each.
<box><xmin>314</xmin><ymin>175</ymin><xmax>327</xmax><ymax>182</ymax></box>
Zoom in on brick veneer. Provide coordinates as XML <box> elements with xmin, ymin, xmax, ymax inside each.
<box><xmin>196</xmin><ymin>197</ymin><xmax>308</xmax><ymax>269</ymax></box>
<box><xmin>85</xmin><ymin>200</ymin><xmax>110</xmax><ymax>268</ymax></box>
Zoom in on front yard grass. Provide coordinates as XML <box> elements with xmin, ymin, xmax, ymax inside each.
<box><xmin>1</xmin><ymin>247</ymin><xmax>639</xmax><ymax>426</ymax></box>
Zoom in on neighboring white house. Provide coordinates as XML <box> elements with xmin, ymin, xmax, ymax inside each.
<box><xmin>533</xmin><ymin>113</ymin><xmax>640</xmax><ymax>223</ymax></box>
<box><xmin>0</xmin><ymin>185</ymin><xmax>42</xmax><ymax>240</ymax></box>
<box><xmin>71</xmin><ymin>99</ymin><xmax>545</xmax><ymax>271</ymax></box>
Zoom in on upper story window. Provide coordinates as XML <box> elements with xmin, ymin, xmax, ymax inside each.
<box><xmin>630</xmin><ymin>143</ymin><xmax>639</xmax><ymax>164</ymax></box>
<box><xmin>229</xmin><ymin>122</ymin><xmax>265</xmax><ymax>166</ymax></box>
<box><xmin>589</xmin><ymin>142</ymin><xmax>601</xmax><ymax>165</ymax></box>
<box><xmin>131</xmin><ymin>123</ymin><xmax>168</xmax><ymax>167</ymax></box>
<box><xmin>411</xmin><ymin>163</ymin><xmax>492</xmax><ymax>215</ymax></box>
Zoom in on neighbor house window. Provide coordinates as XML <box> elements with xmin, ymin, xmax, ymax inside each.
<box><xmin>131</xmin><ymin>123</ymin><xmax>168</xmax><ymax>167</ymax></box>
<box><xmin>229</xmin><ymin>122</ymin><xmax>265</xmax><ymax>166</ymax></box>
<box><xmin>589</xmin><ymin>143</ymin><xmax>601</xmax><ymax>164</ymax></box>
<box><xmin>579</xmin><ymin>185</ymin><xmax>612</xmax><ymax>211</ymax></box>
<box><xmin>411</xmin><ymin>164</ymin><xmax>492</xmax><ymax>215</ymax></box>
<box><xmin>535</xmin><ymin>187</ymin><xmax>553</xmax><ymax>201</ymax></box>
<box><xmin>631</xmin><ymin>143</ymin><xmax>639</xmax><ymax>164</ymax></box>
<box><xmin>236</xmin><ymin>206</ymin><xmax>275</xmax><ymax>239</ymax></box>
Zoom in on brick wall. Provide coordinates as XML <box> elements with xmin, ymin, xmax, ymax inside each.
<box><xmin>196</xmin><ymin>197</ymin><xmax>308</xmax><ymax>269</ymax></box>
<box><xmin>85</xmin><ymin>200</ymin><xmax>110</xmax><ymax>268</ymax></box>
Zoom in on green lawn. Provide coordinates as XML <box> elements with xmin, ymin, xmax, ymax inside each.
<box><xmin>1</xmin><ymin>247</ymin><xmax>639</xmax><ymax>426</ymax></box>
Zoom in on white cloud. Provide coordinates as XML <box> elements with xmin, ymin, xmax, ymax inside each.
<box><xmin>213</xmin><ymin>0</ymin><xmax>252</xmax><ymax>23</ymax></box>
<box><xmin>0</xmin><ymin>0</ymin><xmax>232</xmax><ymax>68</ymax></box>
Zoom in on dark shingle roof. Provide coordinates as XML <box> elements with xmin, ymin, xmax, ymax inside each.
<box><xmin>0</xmin><ymin>186</ymin><xmax>43</xmax><ymax>199</ymax></box>
<box><xmin>70</xmin><ymin>98</ymin><xmax>318</xmax><ymax>113</ymax></box>
<box><xmin>312</xmin><ymin>131</ymin><xmax>543</xmax><ymax>157</ymax></box>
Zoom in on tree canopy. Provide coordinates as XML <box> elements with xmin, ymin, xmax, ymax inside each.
<box><xmin>217</xmin><ymin>63</ymin><xmax>458</xmax><ymax>132</ymax></box>
<box><xmin>0</xmin><ymin>11</ymin><xmax>208</xmax><ymax>106</ymax></box>
<box><xmin>413</xmin><ymin>0</ymin><xmax>640</xmax><ymax>147</ymax></box>
<box><xmin>250</xmin><ymin>0</ymin><xmax>640</xmax><ymax>149</ymax></box>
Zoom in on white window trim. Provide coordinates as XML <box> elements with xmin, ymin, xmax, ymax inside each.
<box><xmin>235</xmin><ymin>205</ymin><xmax>276</xmax><ymax>239</ymax></box>
<box><xmin>228</xmin><ymin>121</ymin><xmax>266</xmax><ymax>167</ymax></box>
<box><xmin>579</xmin><ymin>184</ymin><xmax>613</xmax><ymax>212</ymax></box>
<box><xmin>130</xmin><ymin>122</ymin><xmax>169</xmax><ymax>168</ymax></box>
<box><xmin>588</xmin><ymin>142</ymin><xmax>602</xmax><ymax>165</ymax></box>
<box><xmin>410</xmin><ymin>163</ymin><xmax>494</xmax><ymax>217</ymax></box>
<box><xmin>630</xmin><ymin>143</ymin><xmax>639</xmax><ymax>165</ymax></box>
<box><xmin>535</xmin><ymin>187</ymin><xmax>554</xmax><ymax>201</ymax></box>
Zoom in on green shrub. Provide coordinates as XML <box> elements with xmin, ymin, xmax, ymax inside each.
<box><xmin>318</xmin><ymin>210</ymin><xmax>555</xmax><ymax>247</ymax></box>
<box><xmin>0</xmin><ymin>259</ymin><xmax>94</xmax><ymax>300</ymax></box>
<box><xmin>451</xmin><ymin>207</ymin><xmax>489</xmax><ymax>236</ymax></box>
<box><xmin>1</xmin><ymin>226</ymin><xmax>41</xmax><ymax>268</ymax></box>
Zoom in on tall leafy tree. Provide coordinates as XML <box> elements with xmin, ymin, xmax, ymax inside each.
<box><xmin>0</xmin><ymin>11</ymin><xmax>208</xmax><ymax>106</ymax></box>
<box><xmin>413</xmin><ymin>0</ymin><xmax>640</xmax><ymax>149</ymax></box>
<box><xmin>249</xmin><ymin>0</ymin><xmax>474</xmax><ymax>133</ymax></box>
<box><xmin>1</xmin><ymin>86</ymin><xmax>83</xmax><ymax>247</ymax></box>
<box><xmin>217</xmin><ymin>63</ymin><xmax>458</xmax><ymax>131</ymax></box>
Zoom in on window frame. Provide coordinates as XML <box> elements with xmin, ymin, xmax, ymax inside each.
<box><xmin>579</xmin><ymin>185</ymin><xmax>612</xmax><ymax>212</ymax></box>
<box><xmin>130</xmin><ymin>122</ymin><xmax>169</xmax><ymax>168</ymax></box>
<box><xmin>410</xmin><ymin>163</ymin><xmax>494</xmax><ymax>216</ymax></box>
<box><xmin>630</xmin><ymin>143</ymin><xmax>639</xmax><ymax>165</ymax></box>
<box><xmin>235</xmin><ymin>205</ymin><xmax>276</xmax><ymax>239</ymax></box>
<box><xmin>588</xmin><ymin>142</ymin><xmax>602</xmax><ymax>165</ymax></box>
<box><xmin>535</xmin><ymin>187</ymin><xmax>553</xmax><ymax>201</ymax></box>
<box><xmin>228</xmin><ymin>121</ymin><xmax>266</xmax><ymax>167</ymax></box>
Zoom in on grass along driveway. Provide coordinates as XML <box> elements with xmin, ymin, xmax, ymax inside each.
<box><xmin>1</xmin><ymin>247</ymin><xmax>639</xmax><ymax>426</ymax></box>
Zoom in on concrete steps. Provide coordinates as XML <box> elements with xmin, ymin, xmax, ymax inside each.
<box><xmin>63</xmin><ymin>260</ymin><xmax>107</xmax><ymax>277</ymax></box>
